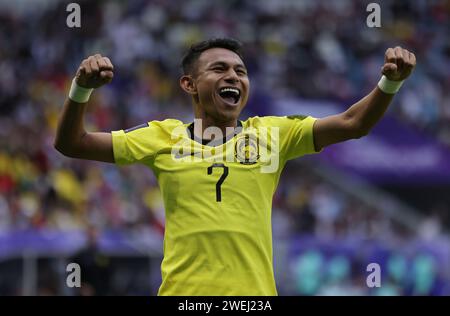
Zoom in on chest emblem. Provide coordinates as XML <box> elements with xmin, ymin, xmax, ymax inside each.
<box><xmin>235</xmin><ymin>134</ymin><xmax>259</xmax><ymax>165</ymax></box>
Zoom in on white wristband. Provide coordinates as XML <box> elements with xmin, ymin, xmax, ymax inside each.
<box><xmin>68</xmin><ymin>78</ymin><xmax>93</xmax><ymax>103</ymax></box>
<box><xmin>377</xmin><ymin>75</ymin><xmax>404</xmax><ymax>94</ymax></box>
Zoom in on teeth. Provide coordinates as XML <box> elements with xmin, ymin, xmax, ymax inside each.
<box><xmin>219</xmin><ymin>88</ymin><xmax>240</xmax><ymax>96</ymax></box>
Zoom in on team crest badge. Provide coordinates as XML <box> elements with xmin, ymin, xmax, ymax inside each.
<box><xmin>235</xmin><ymin>134</ymin><xmax>259</xmax><ymax>164</ymax></box>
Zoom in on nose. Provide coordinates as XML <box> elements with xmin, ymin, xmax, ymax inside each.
<box><xmin>224</xmin><ymin>69</ymin><xmax>239</xmax><ymax>84</ymax></box>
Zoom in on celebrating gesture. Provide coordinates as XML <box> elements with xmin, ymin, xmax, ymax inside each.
<box><xmin>75</xmin><ymin>53</ymin><xmax>114</xmax><ymax>89</ymax></box>
<box><xmin>382</xmin><ymin>46</ymin><xmax>416</xmax><ymax>82</ymax></box>
<box><xmin>55</xmin><ymin>38</ymin><xmax>418</xmax><ymax>295</ymax></box>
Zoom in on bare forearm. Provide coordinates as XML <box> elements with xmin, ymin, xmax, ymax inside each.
<box><xmin>346</xmin><ymin>46</ymin><xmax>416</xmax><ymax>135</ymax></box>
<box><xmin>312</xmin><ymin>47</ymin><xmax>416</xmax><ymax>151</ymax></box>
<box><xmin>54</xmin><ymin>98</ymin><xmax>89</xmax><ymax>156</ymax></box>
<box><xmin>54</xmin><ymin>54</ymin><xmax>114</xmax><ymax>162</ymax></box>
<box><xmin>345</xmin><ymin>87</ymin><xmax>395</xmax><ymax>135</ymax></box>
<box><xmin>54</xmin><ymin>98</ymin><xmax>113</xmax><ymax>162</ymax></box>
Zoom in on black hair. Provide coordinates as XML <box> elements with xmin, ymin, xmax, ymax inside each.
<box><xmin>181</xmin><ymin>38</ymin><xmax>244</xmax><ymax>75</ymax></box>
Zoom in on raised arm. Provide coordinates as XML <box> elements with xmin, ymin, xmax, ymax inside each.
<box><xmin>54</xmin><ymin>54</ymin><xmax>115</xmax><ymax>163</ymax></box>
<box><xmin>313</xmin><ymin>46</ymin><xmax>416</xmax><ymax>151</ymax></box>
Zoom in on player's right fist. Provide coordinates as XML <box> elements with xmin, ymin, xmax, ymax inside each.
<box><xmin>75</xmin><ymin>54</ymin><xmax>114</xmax><ymax>89</ymax></box>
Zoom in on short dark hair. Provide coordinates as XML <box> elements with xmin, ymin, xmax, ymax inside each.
<box><xmin>181</xmin><ymin>38</ymin><xmax>244</xmax><ymax>75</ymax></box>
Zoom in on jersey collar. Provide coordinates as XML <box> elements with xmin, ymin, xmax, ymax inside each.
<box><xmin>187</xmin><ymin>120</ymin><xmax>243</xmax><ymax>147</ymax></box>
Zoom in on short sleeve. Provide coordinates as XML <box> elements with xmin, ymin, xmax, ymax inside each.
<box><xmin>266</xmin><ymin>115</ymin><xmax>321</xmax><ymax>161</ymax></box>
<box><xmin>251</xmin><ymin>115</ymin><xmax>320</xmax><ymax>161</ymax></box>
<box><xmin>111</xmin><ymin>122</ymin><xmax>163</xmax><ymax>166</ymax></box>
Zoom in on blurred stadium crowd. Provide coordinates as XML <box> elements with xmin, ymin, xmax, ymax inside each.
<box><xmin>0</xmin><ymin>0</ymin><xmax>449</xmax><ymax>295</ymax></box>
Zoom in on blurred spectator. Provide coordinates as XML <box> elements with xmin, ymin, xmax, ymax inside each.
<box><xmin>70</xmin><ymin>226</ymin><xmax>111</xmax><ymax>296</ymax></box>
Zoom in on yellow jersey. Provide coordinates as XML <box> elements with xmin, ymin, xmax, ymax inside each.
<box><xmin>111</xmin><ymin>115</ymin><xmax>319</xmax><ymax>296</ymax></box>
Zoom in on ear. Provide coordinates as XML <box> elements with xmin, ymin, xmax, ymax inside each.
<box><xmin>179</xmin><ymin>75</ymin><xmax>197</xmax><ymax>95</ymax></box>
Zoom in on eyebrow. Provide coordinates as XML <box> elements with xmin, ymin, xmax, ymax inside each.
<box><xmin>208</xmin><ymin>61</ymin><xmax>247</xmax><ymax>70</ymax></box>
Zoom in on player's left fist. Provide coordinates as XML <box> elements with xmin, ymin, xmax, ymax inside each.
<box><xmin>382</xmin><ymin>46</ymin><xmax>416</xmax><ymax>81</ymax></box>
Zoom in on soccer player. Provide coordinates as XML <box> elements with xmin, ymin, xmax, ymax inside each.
<box><xmin>54</xmin><ymin>38</ymin><xmax>416</xmax><ymax>295</ymax></box>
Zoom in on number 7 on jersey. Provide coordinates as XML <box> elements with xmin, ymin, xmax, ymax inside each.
<box><xmin>207</xmin><ymin>163</ymin><xmax>229</xmax><ymax>202</ymax></box>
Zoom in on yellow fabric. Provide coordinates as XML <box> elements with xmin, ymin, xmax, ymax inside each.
<box><xmin>111</xmin><ymin>115</ymin><xmax>319</xmax><ymax>296</ymax></box>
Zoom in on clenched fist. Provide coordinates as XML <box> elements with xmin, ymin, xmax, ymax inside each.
<box><xmin>382</xmin><ymin>46</ymin><xmax>416</xmax><ymax>81</ymax></box>
<box><xmin>76</xmin><ymin>54</ymin><xmax>114</xmax><ymax>89</ymax></box>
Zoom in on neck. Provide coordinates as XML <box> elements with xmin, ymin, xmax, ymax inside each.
<box><xmin>193</xmin><ymin>116</ymin><xmax>238</xmax><ymax>141</ymax></box>
<box><xmin>193</xmin><ymin>104</ymin><xmax>239</xmax><ymax>141</ymax></box>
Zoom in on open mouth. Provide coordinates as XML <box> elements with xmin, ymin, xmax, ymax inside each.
<box><xmin>218</xmin><ymin>87</ymin><xmax>241</xmax><ymax>105</ymax></box>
